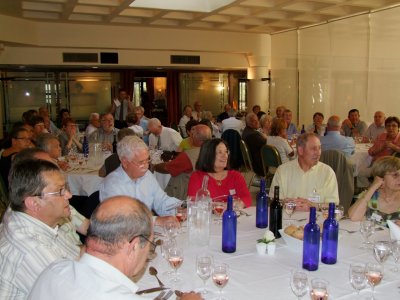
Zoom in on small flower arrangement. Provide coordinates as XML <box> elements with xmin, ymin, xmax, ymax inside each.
<box><xmin>257</xmin><ymin>229</ymin><xmax>276</xmax><ymax>244</ymax></box>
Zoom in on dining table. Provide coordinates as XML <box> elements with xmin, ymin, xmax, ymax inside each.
<box><xmin>137</xmin><ymin>207</ymin><xmax>400</xmax><ymax>300</ymax></box>
<box><xmin>349</xmin><ymin>143</ymin><xmax>373</xmax><ymax>177</ymax></box>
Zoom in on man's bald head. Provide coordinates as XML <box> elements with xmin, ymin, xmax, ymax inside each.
<box><xmin>192</xmin><ymin>124</ymin><xmax>212</xmax><ymax>147</ymax></box>
<box><xmin>327</xmin><ymin>115</ymin><xmax>341</xmax><ymax>131</ymax></box>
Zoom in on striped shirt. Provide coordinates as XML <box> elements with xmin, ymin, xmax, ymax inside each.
<box><xmin>0</xmin><ymin>209</ymin><xmax>80</xmax><ymax>299</ymax></box>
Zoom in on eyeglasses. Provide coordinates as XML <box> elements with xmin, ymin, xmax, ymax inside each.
<box><xmin>130</xmin><ymin>234</ymin><xmax>157</xmax><ymax>251</ymax></box>
<box><xmin>36</xmin><ymin>184</ymin><xmax>70</xmax><ymax>198</ymax></box>
<box><xmin>131</xmin><ymin>158</ymin><xmax>151</xmax><ymax>167</ymax></box>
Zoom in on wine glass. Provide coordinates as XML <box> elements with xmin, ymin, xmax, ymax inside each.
<box><xmin>290</xmin><ymin>270</ymin><xmax>308</xmax><ymax>299</ymax></box>
<box><xmin>212</xmin><ymin>201</ymin><xmax>226</xmax><ymax>224</ymax></box>
<box><xmin>373</xmin><ymin>241</ymin><xmax>391</xmax><ymax>265</ymax></box>
<box><xmin>161</xmin><ymin>238</ymin><xmax>176</xmax><ymax>276</ymax></box>
<box><xmin>212</xmin><ymin>263</ymin><xmax>229</xmax><ymax>300</ymax></box>
<box><xmin>164</xmin><ymin>221</ymin><xmax>178</xmax><ymax>240</ymax></box>
<box><xmin>310</xmin><ymin>278</ymin><xmax>329</xmax><ymax>300</ymax></box>
<box><xmin>359</xmin><ymin>220</ymin><xmax>375</xmax><ymax>249</ymax></box>
<box><xmin>365</xmin><ymin>262</ymin><xmax>383</xmax><ymax>297</ymax></box>
<box><xmin>167</xmin><ymin>246</ymin><xmax>184</xmax><ymax>283</ymax></box>
<box><xmin>196</xmin><ymin>254</ymin><xmax>213</xmax><ymax>294</ymax></box>
<box><xmin>175</xmin><ymin>206</ymin><xmax>187</xmax><ymax>233</ymax></box>
<box><xmin>391</xmin><ymin>240</ymin><xmax>400</xmax><ymax>272</ymax></box>
<box><xmin>349</xmin><ymin>263</ymin><xmax>366</xmax><ymax>295</ymax></box>
<box><xmin>334</xmin><ymin>205</ymin><xmax>344</xmax><ymax>221</ymax></box>
<box><xmin>284</xmin><ymin>201</ymin><xmax>296</xmax><ymax>224</ymax></box>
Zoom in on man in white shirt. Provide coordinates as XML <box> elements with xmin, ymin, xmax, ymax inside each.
<box><xmin>221</xmin><ymin>109</ymin><xmax>244</xmax><ymax>134</ymax></box>
<box><xmin>191</xmin><ymin>101</ymin><xmax>203</xmax><ymax>121</ymax></box>
<box><xmin>0</xmin><ymin>159</ymin><xmax>80</xmax><ymax>299</ymax></box>
<box><xmin>148</xmin><ymin>118</ymin><xmax>182</xmax><ymax>152</ymax></box>
<box><xmin>109</xmin><ymin>89</ymin><xmax>133</xmax><ymax>129</ymax></box>
<box><xmin>85</xmin><ymin>112</ymin><xmax>100</xmax><ymax>136</ymax></box>
<box><xmin>28</xmin><ymin>196</ymin><xmax>201</xmax><ymax>300</ymax></box>
<box><xmin>365</xmin><ymin>111</ymin><xmax>386</xmax><ymax>142</ymax></box>
<box><xmin>269</xmin><ymin>132</ymin><xmax>339</xmax><ymax>210</ymax></box>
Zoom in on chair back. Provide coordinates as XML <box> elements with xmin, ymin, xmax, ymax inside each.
<box><xmin>221</xmin><ymin>129</ymin><xmax>243</xmax><ymax>170</ymax></box>
<box><xmin>240</xmin><ymin>139</ymin><xmax>253</xmax><ymax>173</ymax></box>
<box><xmin>260</xmin><ymin>145</ymin><xmax>282</xmax><ymax>186</ymax></box>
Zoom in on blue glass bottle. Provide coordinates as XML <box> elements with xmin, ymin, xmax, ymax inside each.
<box><xmin>222</xmin><ymin>195</ymin><xmax>237</xmax><ymax>253</ymax></box>
<box><xmin>302</xmin><ymin>207</ymin><xmax>320</xmax><ymax>271</ymax></box>
<box><xmin>321</xmin><ymin>202</ymin><xmax>339</xmax><ymax>264</ymax></box>
<box><xmin>83</xmin><ymin>135</ymin><xmax>89</xmax><ymax>158</ymax></box>
<box><xmin>256</xmin><ymin>178</ymin><xmax>268</xmax><ymax>228</ymax></box>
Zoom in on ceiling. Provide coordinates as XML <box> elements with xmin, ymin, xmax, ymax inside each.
<box><xmin>1</xmin><ymin>0</ymin><xmax>400</xmax><ymax>34</ymax></box>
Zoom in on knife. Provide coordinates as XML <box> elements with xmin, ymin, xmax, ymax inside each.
<box><xmin>136</xmin><ymin>287</ymin><xmax>169</xmax><ymax>295</ymax></box>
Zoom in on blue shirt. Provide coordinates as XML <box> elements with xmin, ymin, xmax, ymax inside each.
<box><xmin>99</xmin><ymin>167</ymin><xmax>181</xmax><ymax>216</ymax></box>
<box><xmin>139</xmin><ymin>118</ymin><xmax>149</xmax><ymax>145</ymax></box>
<box><xmin>320</xmin><ymin>131</ymin><xmax>355</xmax><ymax>157</ymax></box>
<box><xmin>287</xmin><ymin>123</ymin><xmax>298</xmax><ymax>138</ymax></box>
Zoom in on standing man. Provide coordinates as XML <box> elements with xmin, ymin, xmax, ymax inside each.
<box><xmin>89</xmin><ymin>113</ymin><xmax>119</xmax><ymax>152</ymax></box>
<box><xmin>342</xmin><ymin>109</ymin><xmax>368</xmax><ymax>137</ymax></box>
<box><xmin>365</xmin><ymin>111</ymin><xmax>386</xmax><ymax>142</ymax></box>
<box><xmin>109</xmin><ymin>89</ymin><xmax>133</xmax><ymax>129</ymax></box>
<box><xmin>192</xmin><ymin>101</ymin><xmax>203</xmax><ymax>121</ymax></box>
<box><xmin>148</xmin><ymin>118</ymin><xmax>182</xmax><ymax>152</ymax></box>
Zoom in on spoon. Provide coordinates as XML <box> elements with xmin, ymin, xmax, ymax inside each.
<box><xmin>149</xmin><ymin>266</ymin><xmax>164</xmax><ymax>287</ymax></box>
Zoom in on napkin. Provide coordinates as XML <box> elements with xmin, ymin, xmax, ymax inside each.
<box><xmin>387</xmin><ymin>220</ymin><xmax>400</xmax><ymax>240</ymax></box>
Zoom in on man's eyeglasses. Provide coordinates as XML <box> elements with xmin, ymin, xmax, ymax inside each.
<box><xmin>131</xmin><ymin>158</ymin><xmax>151</xmax><ymax>167</ymax></box>
<box><xmin>36</xmin><ymin>185</ymin><xmax>70</xmax><ymax>198</ymax></box>
<box><xmin>130</xmin><ymin>234</ymin><xmax>157</xmax><ymax>251</ymax></box>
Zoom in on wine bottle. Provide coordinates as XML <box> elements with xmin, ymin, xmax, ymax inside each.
<box><xmin>321</xmin><ymin>202</ymin><xmax>339</xmax><ymax>264</ymax></box>
<box><xmin>302</xmin><ymin>207</ymin><xmax>320</xmax><ymax>271</ymax></box>
<box><xmin>256</xmin><ymin>178</ymin><xmax>268</xmax><ymax>228</ymax></box>
<box><xmin>222</xmin><ymin>195</ymin><xmax>237</xmax><ymax>253</ymax></box>
<box><xmin>112</xmin><ymin>133</ymin><xmax>117</xmax><ymax>153</ymax></box>
<box><xmin>300</xmin><ymin>124</ymin><xmax>305</xmax><ymax>134</ymax></box>
<box><xmin>82</xmin><ymin>135</ymin><xmax>89</xmax><ymax>158</ymax></box>
<box><xmin>269</xmin><ymin>186</ymin><xmax>282</xmax><ymax>238</ymax></box>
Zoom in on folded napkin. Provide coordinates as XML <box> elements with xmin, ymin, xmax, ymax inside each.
<box><xmin>387</xmin><ymin>220</ymin><xmax>400</xmax><ymax>240</ymax></box>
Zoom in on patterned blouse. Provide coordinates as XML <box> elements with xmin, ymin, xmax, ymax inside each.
<box><xmin>364</xmin><ymin>190</ymin><xmax>400</xmax><ymax>226</ymax></box>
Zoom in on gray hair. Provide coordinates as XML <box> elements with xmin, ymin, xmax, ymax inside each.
<box><xmin>147</xmin><ymin>118</ymin><xmax>161</xmax><ymax>128</ymax></box>
<box><xmin>117</xmin><ymin>135</ymin><xmax>148</xmax><ymax>161</ymax></box>
<box><xmin>202</xmin><ymin>110</ymin><xmax>213</xmax><ymax>120</ymax></box>
<box><xmin>87</xmin><ymin>197</ymin><xmax>152</xmax><ymax>255</ymax></box>
<box><xmin>134</xmin><ymin>106</ymin><xmax>145</xmax><ymax>113</ymax></box>
<box><xmin>245</xmin><ymin>112</ymin><xmax>258</xmax><ymax>125</ymax></box>
<box><xmin>36</xmin><ymin>133</ymin><xmax>59</xmax><ymax>152</ymax></box>
<box><xmin>227</xmin><ymin>108</ymin><xmax>237</xmax><ymax>118</ymax></box>
<box><xmin>89</xmin><ymin>113</ymin><xmax>99</xmax><ymax>120</ymax></box>
<box><xmin>327</xmin><ymin>115</ymin><xmax>341</xmax><ymax>128</ymax></box>
<box><xmin>297</xmin><ymin>132</ymin><xmax>318</xmax><ymax>149</ymax></box>
<box><xmin>259</xmin><ymin>114</ymin><xmax>272</xmax><ymax>127</ymax></box>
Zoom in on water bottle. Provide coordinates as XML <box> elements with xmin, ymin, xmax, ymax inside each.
<box><xmin>222</xmin><ymin>195</ymin><xmax>237</xmax><ymax>253</ymax></box>
<box><xmin>302</xmin><ymin>207</ymin><xmax>320</xmax><ymax>271</ymax></box>
<box><xmin>82</xmin><ymin>135</ymin><xmax>89</xmax><ymax>158</ymax></box>
<box><xmin>300</xmin><ymin>124</ymin><xmax>305</xmax><ymax>134</ymax></box>
<box><xmin>269</xmin><ymin>186</ymin><xmax>282</xmax><ymax>238</ymax></box>
<box><xmin>112</xmin><ymin>134</ymin><xmax>117</xmax><ymax>153</ymax></box>
<box><xmin>321</xmin><ymin>202</ymin><xmax>339</xmax><ymax>264</ymax></box>
<box><xmin>256</xmin><ymin>178</ymin><xmax>268</xmax><ymax>228</ymax></box>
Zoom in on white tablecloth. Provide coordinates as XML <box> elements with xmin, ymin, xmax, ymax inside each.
<box><xmin>349</xmin><ymin>143</ymin><xmax>372</xmax><ymax>176</ymax></box>
<box><xmin>138</xmin><ymin>207</ymin><xmax>399</xmax><ymax>300</ymax></box>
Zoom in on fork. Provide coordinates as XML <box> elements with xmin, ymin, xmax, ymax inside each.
<box><xmin>339</xmin><ymin>228</ymin><xmax>357</xmax><ymax>234</ymax></box>
<box><xmin>154</xmin><ymin>291</ymin><xmax>166</xmax><ymax>300</ymax></box>
<box><xmin>161</xmin><ymin>290</ymin><xmax>174</xmax><ymax>300</ymax></box>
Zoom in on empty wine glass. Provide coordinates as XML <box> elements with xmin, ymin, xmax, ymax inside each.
<box><xmin>349</xmin><ymin>263</ymin><xmax>366</xmax><ymax>295</ymax></box>
<box><xmin>310</xmin><ymin>278</ymin><xmax>329</xmax><ymax>300</ymax></box>
<box><xmin>365</xmin><ymin>262</ymin><xmax>383</xmax><ymax>297</ymax></box>
<box><xmin>360</xmin><ymin>220</ymin><xmax>375</xmax><ymax>249</ymax></box>
<box><xmin>164</xmin><ymin>221</ymin><xmax>178</xmax><ymax>240</ymax></box>
<box><xmin>212</xmin><ymin>263</ymin><xmax>229</xmax><ymax>300</ymax></box>
<box><xmin>167</xmin><ymin>246</ymin><xmax>184</xmax><ymax>283</ymax></box>
<box><xmin>391</xmin><ymin>240</ymin><xmax>400</xmax><ymax>272</ymax></box>
<box><xmin>284</xmin><ymin>201</ymin><xmax>296</xmax><ymax>224</ymax></box>
<box><xmin>373</xmin><ymin>241</ymin><xmax>391</xmax><ymax>265</ymax></box>
<box><xmin>290</xmin><ymin>270</ymin><xmax>308</xmax><ymax>299</ymax></box>
<box><xmin>196</xmin><ymin>254</ymin><xmax>213</xmax><ymax>294</ymax></box>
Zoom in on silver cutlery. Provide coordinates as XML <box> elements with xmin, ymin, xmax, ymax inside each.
<box><xmin>154</xmin><ymin>290</ymin><xmax>166</xmax><ymax>300</ymax></box>
<box><xmin>339</xmin><ymin>228</ymin><xmax>357</xmax><ymax>234</ymax></box>
<box><xmin>161</xmin><ymin>290</ymin><xmax>174</xmax><ymax>300</ymax></box>
<box><xmin>149</xmin><ymin>266</ymin><xmax>165</xmax><ymax>287</ymax></box>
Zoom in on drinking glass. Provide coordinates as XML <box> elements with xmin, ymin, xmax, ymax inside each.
<box><xmin>310</xmin><ymin>278</ymin><xmax>329</xmax><ymax>300</ymax></box>
<box><xmin>167</xmin><ymin>246</ymin><xmax>184</xmax><ymax>283</ymax></box>
<box><xmin>161</xmin><ymin>238</ymin><xmax>177</xmax><ymax>276</ymax></box>
<box><xmin>196</xmin><ymin>254</ymin><xmax>213</xmax><ymax>294</ymax></box>
<box><xmin>391</xmin><ymin>240</ymin><xmax>400</xmax><ymax>272</ymax></box>
<box><xmin>164</xmin><ymin>221</ymin><xmax>178</xmax><ymax>240</ymax></box>
<box><xmin>175</xmin><ymin>206</ymin><xmax>187</xmax><ymax>233</ymax></box>
<box><xmin>212</xmin><ymin>201</ymin><xmax>226</xmax><ymax>224</ymax></box>
<box><xmin>359</xmin><ymin>220</ymin><xmax>375</xmax><ymax>249</ymax></box>
<box><xmin>365</xmin><ymin>262</ymin><xmax>383</xmax><ymax>297</ymax></box>
<box><xmin>212</xmin><ymin>263</ymin><xmax>229</xmax><ymax>300</ymax></box>
<box><xmin>290</xmin><ymin>270</ymin><xmax>308</xmax><ymax>299</ymax></box>
<box><xmin>284</xmin><ymin>201</ymin><xmax>296</xmax><ymax>224</ymax></box>
<box><xmin>334</xmin><ymin>205</ymin><xmax>344</xmax><ymax>221</ymax></box>
<box><xmin>373</xmin><ymin>241</ymin><xmax>391</xmax><ymax>265</ymax></box>
<box><xmin>349</xmin><ymin>263</ymin><xmax>366</xmax><ymax>295</ymax></box>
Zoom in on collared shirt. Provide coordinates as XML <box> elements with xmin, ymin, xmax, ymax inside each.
<box><xmin>287</xmin><ymin>123</ymin><xmax>298</xmax><ymax>138</ymax></box>
<box><xmin>365</xmin><ymin>123</ymin><xmax>385</xmax><ymax>141</ymax></box>
<box><xmin>99</xmin><ymin>167</ymin><xmax>181</xmax><ymax>214</ymax></box>
<box><xmin>0</xmin><ymin>209</ymin><xmax>80</xmax><ymax>299</ymax></box>
<box><xmin>269</xmin><ymin>159</ymin><xmax>339</xmax><ymax>204</ymax></box>
<box><xmin>28</xmin><ymin>253</ymin><xmax>151</xmax><ymax>300</ymax></box>
<box><xmin>178</xmin><ymin>115</ymin><xmax>191</xmax><ymax>138</ymax></box>
<box><xmin>221</xmin><ymin>117</ymin><xmax>245</xmax><ymax>134</ymax></box>
<box><xmin>266</xmin><ymin>136</ymin><xmax>294</xmax><ymax>163</ymax></box>
<box><xmin>85</xmin><ymin>124</ymin><xmax>98</xmax><ymax>137</ymax></box>
<box><xmin>113</xmin><ymin>99</ymin><xmax>131</xmax><ymax>121</ymax></box>
<box><xmin>139</xmin><ymin>117</ymin><xmax>149</xmax><ymax>144</ymax></box>
<box><xmin>89</xmin><ymin>127</ymin><xmax>119</xmax><ymax>144</ymax></box>
<box><xmin>320</xmin><ymin>131</ymin><xmax>355</xmax><ymax>157</ymax></box>
<box><xmin>149</xmin><ymin>126</ymin><xmax>182</xmax><ymax>152</ymax></box>
<box><xmin>342</xmin><ymin>121</ymin><xmax>368</xmax><ymax>137</ymax></box>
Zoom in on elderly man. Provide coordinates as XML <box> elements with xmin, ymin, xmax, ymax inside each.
<box><xmin>0</xmin><ymin>159</ymin><xmax>80</xmax><ymax>298</ymax></box>
<box><xmin>85</xmin><ymin>112</ymin><xmax>100</xmax><ymax>136</ymax></box>
<box><xmin>148</xmin><ymin>118</ymin><xmax>182</xmax><ymax>152</ymax></box>
<box><xmin>109</xmin><ymin>89</ymin><xmax>133</xmax><ymax>129</ymax></box>
<box><xmin>192</xmin><ymin>101</ymin><xmax>203</xmax><ymax>121</ymax></box>
<box><xmin>365</xmin><ymin>111</ymin><xmax>386</xmax><ymax>142</ymax></box>
<box><xmin>241</xmin><ymin>112</ymin><xmax>267</xmax><ymax>177</ymax></box>
<box><xmin>274</xmin><ymin>105</ymin><xmax>286</xmax><ymax>120</ymax></box>
<box><xmin>179</xmin><ymin>105</ymin><xmax>193</xmax><ymax>138</ymax></box>
<box><xmin>28</xmin><ymin>196</ymin><xmax>201</xmax><ymax>300</ymax></box>
<box><xmin>38</xmin><ymin>106</ymin><xmax>60</xmax><ymax>135</ymax></box>
<box><xmin>221</xmin><ymin>108</ymin><xmax>244</xmax><ymax>134</ymax></box>
<box><xmin>269</xmin><ymin>133</ymin><xmax>339</xmax><ymax>210</ymax></box>
<box><xmin>320</xmin><ymin>115</ymin><xmax>355</xmax><ymax>157</ymax></box>
<box><xmin>342</xmin><ymin>109</ymin><xmax>368</xmax><ymax>137</ymax></box>
<box><xmin>134</xmin><ymin>106</ymin><xmax>149</xmax><ymax>144</ymax></box>
<box><xmin>153</xmin><ymin>125</ymin><xmax>212</xmax><ymax>199</ymax></box>
<box><xmin>99</xmin><ymin>136</ymin><xmax>181</xmax><ymax>226</ymax></box>
<box><xmin>217</xmin><ymin>103</ymin><xmax>231</xmax><ymax>123</ymax></box>
<box><xmin>89</xmin><ymin>113</ymin><xmax>119</xmax><ymax>152</ymax></box>
<box><xmin>36</xmin><ymin>133</ymin><xmax>69</xmax><ymax>170</ymax></box>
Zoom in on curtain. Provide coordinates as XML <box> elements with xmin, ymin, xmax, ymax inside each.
<box><xmin>167</xmin><ymin>70</ymin><xmax>180</xmax><ymax>126</ymax></box>
<box><xmin>120</xmin><ymin>70</ymin><xmax>135</xmax><ymax>100</ymax></box>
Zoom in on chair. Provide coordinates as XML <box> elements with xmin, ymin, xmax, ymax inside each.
<box><xmin>320</xmin><ymin>150</ymin><xmax>354</xmax><ymax>215</ymax></box>
<box><xmin>260</xmin><ymin>144</ymin><xmax>282</xmax><ymax>188</ymax></box>
<box><xmin>239</xmin><ymin>139</ymin><xmax>259</xmax><ymax>188</ymax></box>
<box><xmin>221</xmin><ymin>129</ymin><xmax>243</xmax><ymax>170</ymax></box>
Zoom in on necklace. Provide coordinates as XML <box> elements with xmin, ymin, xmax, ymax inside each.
<box><xmin>209</xmin><ymin>172</ymin><xmax>225</xmax><ymax>186</ymax></box>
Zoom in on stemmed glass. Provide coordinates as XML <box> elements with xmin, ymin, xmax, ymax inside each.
<box><xmin>310</xmin><ymin>278</ymin><xmax>329</xmax><ymax>300</ymax></box>
<box><xmin>284</xmin><ymin>201</ymin><xmax>296</xmax><ymax>224</ymax></box>
<box><xmin>175</xmin><ymin>206</ymin><xmax>187</xmax><ymax>233</ymax></box>
<box><xmin>360</xmin><ymin>220</ymin><xmax>375</xmax><ymax>249</ymax></box>
<box><xmin>164</xmin><ymin>221</ymin><xmax>178</xmax><ymax>240</ymax></box>
<box><xmin>290</xmin><ymin>270</ymin><xmax>308</xmax><ymax>299</ymax></box>
<box><xmin>334</xmin><ymin>205</ymin><xmax>344</xmax><ymax>221</ymax></box>
<box><xmin>365</xmin><ymin>262</ymin><xmax>383</xmax><ymax>298</ymax></box>
<box><xmin>212</xmin><ymin>201</ymin><xmax>226</xmax><ymax>224</ymax></box>
<box><xmin>349</xmin><ymin>263</ymin><xmax>366</xmax><ymax>296</ymax></box>
<box><xmin>161</xmin><ymin>238</ymin><xmax>177</xmax><ymax>276</ymax></box>
<box><xmin>212</xmin><ymin>263</ymin><xmax>229</xmax><ymax>300</ymax></box>
<box><xmin>196</xmin><ymin>254</ymin><xmax>213</xmax><ymax>294</ymax></box>
<box><xmin>167</xmin><ymin>246</ymin><xmax>184</xmax><ymax>283</ymax></box>
<box><xmin>373</xmin><ymin>241</ymin><xmax>392</xmax><ymax>265</ymax></box>
<box><xmin>391</xmin><ymin>240</ymin><xmax>400</xmax><ymax>272</ymax></box>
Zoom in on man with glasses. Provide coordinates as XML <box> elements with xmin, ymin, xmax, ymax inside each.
<box><xmin>99</xmin><ymin>136</ymin><xmax>181</xmax><ymax>227</ymax></box>
<box><xmin>0</xmin><ymin>159</ymin><xmax>80</xmax><ymax>299</ymax></box>
<box><xmin>28</xmin><ymin>196</ymin><xmax>201</xmax><ymax>300</ymax></box>
<box><xmin>89</xmin><ymin>113</ymin><xmax>119</xmax><ymax>152</ymax></box>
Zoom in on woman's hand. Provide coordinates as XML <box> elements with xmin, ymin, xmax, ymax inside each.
<box><xmin>370</xmin><ymin>176</ymin><xmax>384</xmax><ymax>191</ymax></box>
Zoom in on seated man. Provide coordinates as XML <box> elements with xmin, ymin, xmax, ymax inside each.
<box><xmin>217</xmin><ymin>103</ymin><xmax>231</xmax><ymax>123</ymax></box>
<box><xmin>269</xmin><ymin>132</ymin><xmax>339</xmax><ymax>210</ymax></box>
<box><xmin>0</xmin><ymin>159</ymin><xmax>80</xmax><ymax>298</ymax></box>
<box><xmin>148</xmin><ymin>118</ymin><xmax>182</xmax><ymax>152</ymax></box>
<box><xmin>134</xmin><ymin>106</ymin><xmax>149</xmax><ymax>144</ymax></box>
<box><xmin>341</xmin><ymin>108</ymin><xmax>368</xmax><ymax>137</ymax></box>
<box><xmin>99</xmin><ymin>136</ymin><xmax>181</xmax><ymax>227</ymax></box>
<box><xmin>85</xmin><ymin>113</ymin><xmax>100</xmax><ymax>136</ymax></box>
<box><xmin>153</xmin><ymin>125</ymin><xmax>212</xmax><ymax>199</ymax></box>
<box><xmin>28</xmin><ymin>196</ymin><xmax>201</xmax><ymax>300</ymax></box>
<box><xmin>221</xmin><ymin>108</ymin><xmax>244</xmax><ymax>134</ymax></box>
<box><xmin>320</xmin><ymin>115</ymin><xmax>355</xmax><ymax>157</ymax></box>
<box><xmin>89</xmin><ymin>113</ymin><xmax>119</xmax><ymax>152</ymax></box>
<box><xmin>365</xmin><ymin>111</ymin><xmax>386</xmax><ymax>142</ymax></box>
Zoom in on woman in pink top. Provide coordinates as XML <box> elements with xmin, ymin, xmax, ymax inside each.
<box><xmin>368</xmin><ymin>116</ymin><xmax>400</xmax><ymax>161</ymax></box>
<box><xmin>187</xmin><ymin>138</ymin><xmax>252</xmax><ymax>207</ymax></box>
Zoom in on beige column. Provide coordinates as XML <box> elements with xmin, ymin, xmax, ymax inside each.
<box><xmin>247</xmin><ymin>55</ymin><xmax>270</xmax><ymax>114</ymax></box>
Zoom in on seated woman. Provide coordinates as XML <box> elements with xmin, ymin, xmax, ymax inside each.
<box><xmin>348</xmin><ymin>156</ymin><xmax>400</xmax><ymax>226</ymax></box>
<box><xmin>368</xmin><ymin>116</ymin><xmax>400</xmax><ymax>162</ymax></box>
<box><xmin>307</xmin><ymin>112</ymin><xmax>326</xmax><ymax>136</ymax></box>
<box><xmin>176</xmin><ymin>119</ymin><xmax>199</xmax><ymax>152</ymax></box>
<box><xmin>187</xmin><ymin>138</ymin><xmax>251</xmax><ymax>207</ymax></box>
<box><xmin>59</xmin><ymin>117</ymin><xmax>82</xmax><ymax>156</ymax></box>
<box><xmin>267</xmin><ymin>118</ymin><xmax>294</xmax><ymax>163</ymax></box>
<box><xmin>36</xmin><ymin>133</ymin><xmax>69</xmax><ymax>171</ymax></box>
<box><xmin>259</xmin><ymin>114</ymin><xmax>272</xmax><ymax>137</ymax></box>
